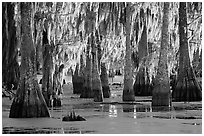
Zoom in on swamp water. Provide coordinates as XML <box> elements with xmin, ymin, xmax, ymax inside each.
<box><xmin>2</xmin><ymin>77</ymin><xmax>202</xmax><ymax>134</ymax></box>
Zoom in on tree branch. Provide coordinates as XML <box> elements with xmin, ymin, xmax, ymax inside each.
<box><xmin>187</xmin><ymin>15</ymin><xmax>202</xmax><ymax>26</ymax></box>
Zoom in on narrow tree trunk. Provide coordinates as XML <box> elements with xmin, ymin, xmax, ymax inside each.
<box><xmin>9</xmin><ymin>3</ymin><xmax>50</xmax><ymax>118</ymax></box>
<box><xmin>80</xmin><ymin>38</ymin><xmax>93</xmax><ymax>98</ymax></box>
<box><xmin>35</xmin><ymin>23</ymin><xmax>43</xmax><ymax>73</ymax></box>
<box><xmin>133</xmin><ymin>8</ymin><xmax>152</xmax><ymax>96</ymax></box>
<box><xmin>96</xmin><ymin>31</ymin><xmax>111</xmax><ymax>98</ymax></box>
<box><xmin>172</xmin><ymin>2</ymin><xmax>202</xmax><ymax>102</ymax></box>
<box><xmin>2</xmin><ymin>2</ymin><xmax>20</xmax><ymax>90</ymax></box>
<box><xmin>72</xmin><ymin>54</ymin><xmax>85</xmax><ymax>94</ymax></box>
<box><xmin>91</xmin><ymin>33</ymin><xmax>103</xmax><ymax>102</ymax></box>
<box><xmin>53</xmin><ymin>64</ymin><xmax>64</xmax><ymax>107</ymax></box>
<box><xmin>152</xmin><ymin>2</ymin><xmax>170</xmax><ymax>106</ymax></box>
<box><xmin>100</xmin><ymin>63</ymin><xmax>111</xmax><ymax>98</ymax></box>
<box><xmin>133</xmin><ymin>15</ymin><xmax>152</xmax><ymax>96</ymax></box>
<box><xmin>41</xmin><ymin>30</ymin><xmax>54</xmax><ymax>107</ymax></box>
<box><xmin>78</xmin><ymin>54</ymin><xmax>85</xmax><ymax>93</ymax></box>
<box><xmin>122</xmin><ymin>2</ymin><xmax>135</xmax><ymax>101</ymax></box>
<box><xmin>72</xmin><ymin>63</ymin><xmax>80</xmax><ymax>94</ymax></box>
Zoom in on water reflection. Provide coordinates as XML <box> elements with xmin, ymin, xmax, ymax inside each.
<box><xmin>122</xmin><ymin>104</ymin><xmax>151</xmax><ymax>113</ymax></box>
<box><xmin>109</xmin><ymin>105</ymin><xmax>117</xmax><ymax>117</ymax></box>
<box><xmin>133</xmin><ymin>105</ymin><xmax>137</xmax><ymax>119</ymax></box>
<box><xmin>151</xmin><ymin>106</ymin><xmax>171</xmax><ymax>112</ymax></box>
<box><xmin>3</xmin><ymin>127</ymin><xmax>96</xmax><ymax>134</ymax></box>
<box><xmin>122</xmin><ymin>104</ymin><xmax>152</xmax><ymax>119</ymax></box>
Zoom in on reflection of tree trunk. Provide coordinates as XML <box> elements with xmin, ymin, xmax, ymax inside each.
<box><xmin>80</xmin><ymin>38</ymin><xmax>93</xmax><ymax>98</ymax></box>
<box><xmin>91</xmin><ymin>33</ymin><xmax>103</xmax><ymax>102</ymax></box>
<box><xmin>9</xmin><ymin>3</ymin><xmax>50</xmax><ymax>118</ymax></box>
<box><xmin>152</xmin><ymin>2</ymin><xmax>170</xmax><ymax>106</ymax></box>
<box><xmin>122</xmin><ymin>2</ymin><xmax>135</xmax><ymax>101</ymax></box>
<box><xmin>133</xmin><ymin>9</ymin><xmax>152</xmax><ymax>96</ymax></box>
<box><xmin>41</xmin><ymin>30</ymin><xmax>54</xmax><ymax>107</ymax></box>
<box><xmin>2</xmin><ymin>2</ymin><xmax>20</xmax><ymax>90</ymax></box>
<box><xmin>100</xmin><ymin>63</ymin><xmax>110</xmax><ymax>98</ymax></box>
<box><xmin>172</xmin><ymin>2</ymin><xmax>202</xmax><ymax>102</ymax></box>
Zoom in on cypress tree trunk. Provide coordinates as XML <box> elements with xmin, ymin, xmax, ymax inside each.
<box><xmin>2</xmin><ymin>2</ymin><xmax>20</xmax><ymax>90</ymax></box>
<box><xmin>152</xmin><ymin>2</ymin><xmax>170</xmax><ymax>106</ymax></box>
<box><xmin>41</xmin><ymin>30</ymin><xmax>54</xmax><ymax>107</ymax></box>
<box><xmin>100</xmin><ymin>63</ymin><xmax>111</xmax><ymax>98</ymax></box>
<box><xmin>72</xmin><ymin>63</ymin><xmax>80</xmax><ymax>94</ymax></box>
<box><xmin>91</xmin><ymin>33</ymin><xmax>103</xmax><ymax>102</ymax></box>
<box><xmin>53</xmin><ymin>64</ymin><xmax>64</xmax><ymax>107</ymax></box>
<box><xmin>78</xmin><ymin>54</ymin><xmax>85</xmax><ymax>93</ymax></box>
<box><xmin>9</xmin><ymin>2</ymin><xmax>50</xmax><ymax>118</ymax></box>
<box><xmin>96</xmin><ymin>30</ymin><xmax>110</xmax><ymax>98</ymax></box>
<box><xmin>172</xmin><ymin>2</ymin><xmax>202</xmax><ymax>102</ymax></box>
<box><xmin>133</xmin><ymin>13</ymin><xmax>152</xmax><ymax>96</ymax></box>
<box><xmin>80</xmin><ymin>38</ymin><xmax>93</xmax><ymax>98</ymax></box>
<box><xmin>122</xmin><ymin>2</ymin><xmax>135</xmax><ymax>101</ymax></box>
<box><xmin>72</xmin><ymin>55</ymin><xmax>85</xmax><ymax>94</ymax></box>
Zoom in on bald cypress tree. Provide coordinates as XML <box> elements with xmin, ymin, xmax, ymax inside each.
<box><xmin>9</xmin><ymin>2</ymin><xmax>50</xmax><ymax>118</ymax></box>
<box><xmin>152</xmin><ymin>2</ymin><xmax>170</xmax><ymax>106</ymax></box>
<box><xmin>172</xmin><ymin>2</ymin><xmax>202</xmax><ymax>102</ymax></box>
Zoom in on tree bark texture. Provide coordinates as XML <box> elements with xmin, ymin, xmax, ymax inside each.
<box><xmin>172</xmin><ymin>2</ymin><xmax>202</xmax><ymax>102</ymax></box>
<box><xmin>72</xmin><ymin>54</ymin><xmax>85</xmax><ymax>94</ymax></box>
<box><xmin>97</xmin><ymin>32</ymin><xmax>111</xmax><ymax>98</ymax></box>
<box><xmin>52</xmin><ymin>64</ymin><xmax>64</xmax><ymax>107</ymax></box>
<box><xmin>91</xmin><ymin>33</ymin><xmax>103</xmax><ymax>102</ymax></box>
<box><xmin>192</xmin><ymin>48</ymin><xmax>202</xmax><ymax>77</ymax></box>
<box><xmin>122</xmin><ymin>3</ymin><xmax>135</xmax><ymax>101</ymax></box>
<box><xmin>80</xmin><ymin>38</ymin><xmax>93</xmax><ymax>98</ymax></box>
<box><xmin>2</xmin><ymin>2</ymin><xmax>20</xmax><ymax>90</ymax></box>
<box><xmin>72</xmin><ymin>63</ymin><xmax>80</xmax><ymax>94</ymax></box>
<box><xmin>100</xmin><ymin>63</ymin><xmax>111</xmax><ymax>98</ymax></box>
<box><xmin>152</xmin><ymin>2</ymin><xmax>170</xmax><ymax>106</ymax></box>
<box><xmin>133</xmin><ymin>15</ymin><xmax>152</xmax><ymax>96</ymax></box>
<box><xmin>41</xmin><ymin>30</ymin><xmax>54</xmax><ymax>107</ymax></box>
<box><xmin>9</xmin><ymin>2</ymin><xmax>50</xmax><ymax>118</ymax></box>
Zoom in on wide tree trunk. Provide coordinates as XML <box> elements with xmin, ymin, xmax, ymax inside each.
<box><xmin>2</xmin><ymin>2</ymin><xmax>20</xmax><ymax>90</ymax></box>
<box><xmin>122</xmin><ymin>2</ymin><xmax>135</xmax><ymax>101</ymax></box>
<box><xmin>100</xmin><ymin>63</ymin><xmax>111</xmax><ymax>98</ymax></box>
<box><xmin>41</xmin><ymin>30</ymin><xmax>54</xmax><ymax>107</ymax></box>
<box><xmin>152</xmin><ymin>2</ymin><xmax>170</xmax><ymax>106</ymax></box>
<box><xmin>80</xmin><ymin>38</ymin><xmax>93</xmax><ymax>98</ymax></box>
<box><xmin>9</xmin><ymin>2</ymin><xmax>50</xmax><ymax>118</ymax></box>
<box><xmin>133</xmin><ymin>13</ymin><xmax>152</xmax><ymax>96</ymax></box>
<box><xmin>91</xmin><ymin>33</ymin><xmax>103</xmax><ymax>102</ymax></box>
<box><xmin>172</xmin><ymin>2</ymin><xmax>202</xmax><ymax>102</ymax></box>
